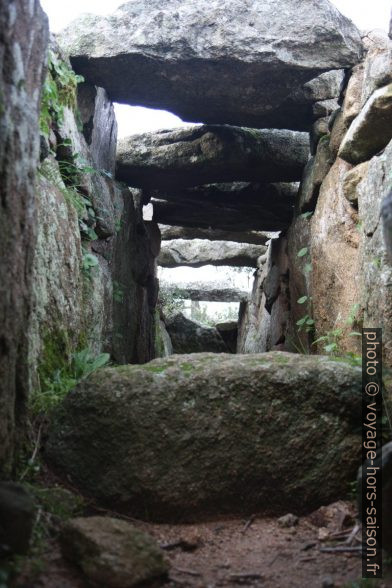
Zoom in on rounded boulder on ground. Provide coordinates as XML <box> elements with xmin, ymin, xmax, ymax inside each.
<box><xmin>46</xmin><ymin>352</ymin><xmax>362</xmax><ymax>521</ymax></box>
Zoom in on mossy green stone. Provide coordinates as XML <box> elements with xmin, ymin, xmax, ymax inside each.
<box><xmin>47</xmin><ymin>352</ymin><xmax>362</xmax><ymax>521</ymax></box>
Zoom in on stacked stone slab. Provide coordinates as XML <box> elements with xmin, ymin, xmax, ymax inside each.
<box><xmin>159</xmin><ymin>225</ymin><xmax>272</xmax><ymax>245</ymax></box>
<box><xmin>116</xmin><ymin>126</ymin><xmax>307</xmax><ymax>237</ymax></box>
<box><xmin>59</xmin><ymin>0</ymin><xmax>363</xmax><ymax>267</ymax></box>
<box><xmin>60</xmin><ymin>0</ymin><xmax>362</xmax><ymax>130</ymax></box>
<box><xmin>158</xmin><ymin>239</ymin><xmax>266</xmax><ymax>268</ymax></box>
<box><xmin>116</xmin><ymin>126</ymin><xmax>310</xmax><ymax>189</ymax></box>
<box><xmin>160</xmin><ymin>283</ymin><xmax>248</xmax><ymax>302</ymax></box>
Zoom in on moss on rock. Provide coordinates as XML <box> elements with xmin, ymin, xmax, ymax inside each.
<box><xmin>46</xmin><ymin>352</ymin><xmax>362</xmax><ymax>521</ymax></box>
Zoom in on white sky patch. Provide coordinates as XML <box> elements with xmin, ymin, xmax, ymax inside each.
<box><xmin>115</xmin><ymin>105</ymin><xmax>191</xmax><ymax>138</ymax></box>
<box><xmin>158</xmin><ymin>265</ymin><xmax>254</xmax><ymax>291</ymax></box>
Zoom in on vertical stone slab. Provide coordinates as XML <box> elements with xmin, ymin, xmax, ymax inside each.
<box><xmin>77</xmin><ymin>82</ymin><xmax>118</xmax><ymax>176</ymax></box>
<box><xmin>0</xmin><ymin>0</ymin><xmax>48</xmax><ymax>472</ymax></box>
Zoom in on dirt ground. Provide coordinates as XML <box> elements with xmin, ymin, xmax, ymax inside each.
<box><xmin>17</xmin><ymin>500</ymin><xmax>392</xmax><ymax>588</ymax></box>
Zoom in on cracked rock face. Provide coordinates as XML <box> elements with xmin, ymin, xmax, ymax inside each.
<box><xmin>60</xmin><ymin>0</ymin><xmax>362</xmax><ymax>129</ymax></box>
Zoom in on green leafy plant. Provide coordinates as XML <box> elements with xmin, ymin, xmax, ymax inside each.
<box><xmin>346</xmin><ymin>303</ymin><xmax>361</xmax><ymax>328</ymax></box>
<box><xmin>32</xmin><ymin>348</ymin><xmax>110</xmax><ymax>414</ymax></box>
<box><xmin>313</xmin><ymin>327</ymin><xmax>344</xmax><ymax>354</ymax></box>
<box><xmin>40</xmin><ymin>50</ymin><xmax>84</xmax><ymax>136</ymax></box>
<box><xmin>113</xmin><ymin>281</ymin><xmax>125</xmax><ymax>303</ymax></box>
<box><xmin>38</xmin><ymin>159</ymin><xmax>87</xmax><ymax>219</ymax></box>
<box><xmin>297</xmin><ymin>247</ymin><xmax>309</xmax><ymax>258</ymax></box>
<box><xmin>82</xmin><ymin>251</ymin><xmax>99</xmax><ymax>277</ymax></box>
<box><xmin>312</xmin><ymin>304</ymin><xmax>362</xmax><ymax>357</ymax></box>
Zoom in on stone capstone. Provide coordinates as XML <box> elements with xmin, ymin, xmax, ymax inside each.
<box><xmin>158</xmin><ymin>239</ymin><xmax>266</xmax><ymax>268</ymax></box>
<box><xmin>116</xmin><ymin>126</ymin><xmax>310</xmax><ymax>190</ymax></box>
<box><xmin>159</xmin><ymin>225</ymin><xmax>272</xmax><ymax>246</ymax></box>
<box><xmin>160</xmin><ymin>284</ymin><xmax>248</xmax><ymax>303</ymax></box>
<box><xmin>60</xmin><ymin>516</ymin><xmax>169</xmax><ymax>587</ymax></box>
<box><xmin>46</xmin><ymin>352</ymin><xmax>362</xmax><ymax>521</ymax></box>
<box><xmin>152</xmin><ymin>182</ymin><xmax>299</xmax><ymax>233</ymax></box>
<box><xmin>60</xmin><ymin>0</ymin><xmax>362</xmax><ymax>130</ymax></box>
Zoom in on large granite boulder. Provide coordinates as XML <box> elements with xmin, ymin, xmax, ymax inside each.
<box><xmin>116</xmin><ymin>126</ymin><xmax>309</xmax><ymax>190</ymax></box>
<box><xmin>158</xmin><ymin>239</ymin><xmax>266</xmax><ymax>268</ymax></box>
<box><xmin>60</xmin><ymin>0</ymin><xmax>362</xmax><ymax>129</ymax></box>
<box><xmin>0</xmin><ymin>0</ymin><xmax>48</xmax><ymax>472</ymax></box>
<box><xmin>166</xmin><ymin>313</ymin><xmax>228</xmax><ymax>354</ymax></box>
<box><xmin>46</xmin><ymin>352</ymin><xmax>361</xmax><ymax>521</ymax></box>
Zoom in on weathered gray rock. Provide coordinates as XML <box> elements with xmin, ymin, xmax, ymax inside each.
<box><xmin>312</xmin><ymin>98</ymin><xmax>340</xmax><ymax>118</ymax></box>
<box><xmin>155</xmin><ymin>319</ymin><xmax>173</xmax><ymax>358</ymax></box>
<box><xmin>0</xmin><ymin>0</ymin><xmax>48</xmax><ymax>472</ymax></box>
<box><xmin>77</xmin><ymin>83</ymin><xmax>117</xmax><ymax>176</ymax></box>
<box><xmin>46</xmin><ymin>352</ymin><xmax>362</xmax><ymax>520</ymax></box>
<box><xmin>60</xmin><ymin>0</ymin><xmax>362</xmax><ymax>130</ymax></box>
<box><xmin>310</xmin><ymin>157</ymin><xmax>361</xmax><ymax>356</ymax></box>
<box><xmin>158</xmin><ymin>239</ymin><xmax>266</xmax><ymax>268</ymax></box>
<box><xmin>0</xmin><ymin>483</ymin><xmax>36</xmax><ymax>555</ymax></box>
<box><xmin>117</xmin><ymin>126</ymin><xmax>310</xmax><ymax>190</ymax></box>
<box><xmin>166</xmin><ymin>314</ymin><xmax>228</xmax><ymax>354</ymax></box>
<box><xmin>159</xmin><ymin>225</ymin><xmax>271</xmax><ymax>246</ymax></box>
<box><xmin>106</xmin><ymin>191</ymin><xmax>159</xmax><ymax>365</ymax></box>
<box><xmin>55</xmin><ymin>106</ymin><xmax>117</xmax><ymax>239</ymax></box>
<box><xmin>298</xmin><ymin>137</ymin><xmax>333</xmax><ymax>212</ymax></box>
<box><xmin>339</xmin><ymin>83</ymin><xmax>392</xmax><ymax>164</ymax></box>
<box><xmin>310</xmin><ymin>116</ymin><xmax>330</xmax><ymax>154</ymax></box>
<box><xmin>329</xmin><ymin>108</ymin><xmax>350</xmax><ymax>159</ymax></box>
<box><xmin>342</xmin><ymin>162</ymin><xmax>369</xmax><ymax>207</ymax></box>
<box><xmin>361</xmin><ymin>31</ymin><xmax>392</xmax><ymax>107</ymax></box>
<box><xmin>215</xmin><ymin>321</ymin><xmax>238</xmax><ymax>353</ymax></box>
<box><xmin>302</xmin><ymin>70</ymin><xmax>345</xmax><ymax>101</ymax></box>
<box><xmin>30</xmin><ymin>158</ymin><xmax>158</xmax><ymax>378</ymax></box>
<box><xmin>238</xmin><ymin>234</ymin><xmax>293</xmax><ymax>353</ymax></box>
<box><xmin>381</xmin><ymin>190</ymin><xmax>392</xmax><ymax>262</ymax></box>
<box><xmin>357</xmin><ymin>139</ymin><xmax>392</xmax><ymax>366</ymax></box>
<box><xmin>152</xmin><ymin>182</ymin><xmax>299</xmax><ymax>233</ymax></box>
<box><xmin>161</xmin><ymin>284</ymin><xmax>248</xmax><ymax>302</ymax></box>
<box><xmin>61</xmin><ymin>516</ymin><xmax>169</xmax><ymax>587</ymax></box>
<box><xmin>342</xmin><ymin>63</ymin><xmax>365</xmax><ymax>125</ymax></box>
